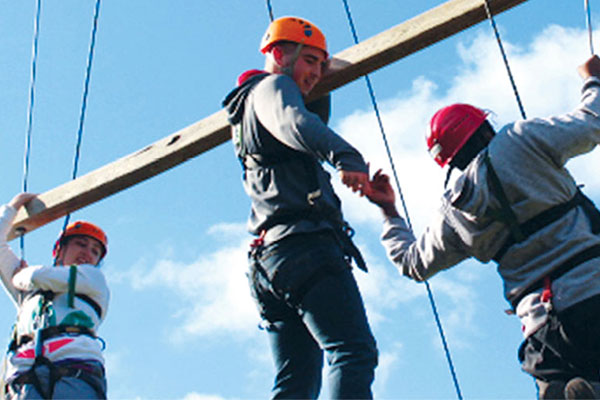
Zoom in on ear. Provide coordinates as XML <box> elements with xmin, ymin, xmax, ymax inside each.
<box><xmin>271</xmin><ymin>45</ymin><xmax>286</xmax><ymax>67</ymax></box>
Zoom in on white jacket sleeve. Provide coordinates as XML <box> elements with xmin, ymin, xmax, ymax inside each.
<box><xmin>12</xmin><ymin>264</ymin><xmax>109</xmax><ymax>317</ymax></box>
<box><xmin>0</xmin><ymin>205</ymin><xmax>23</xmax><ymax>304</ymax></box>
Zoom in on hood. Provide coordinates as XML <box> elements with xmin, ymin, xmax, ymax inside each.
<box><xmin>222</xmin><ymin>69</ymin><xmax>270</xmax><ymax>125</ymax></box>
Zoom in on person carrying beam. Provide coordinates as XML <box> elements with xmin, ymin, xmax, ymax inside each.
<box><xmin>0</xmin><ymin>193</ymin><xmax>110</xmax><ymax>399</ymax></box>
<box><xmin>365</xmin><ymin>55</ymin><xmax>600</xmax><ymax>400</ymax></box>
<box><xmin>222</xmin><ymin>16</ymin><xmax>378</xmax><ymax>400</ymax></box>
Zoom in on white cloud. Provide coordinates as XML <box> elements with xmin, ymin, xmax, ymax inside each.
<box><xmin>372</xmin><ymin>342</ymin><xmax>403</xmax><ymax>398</ymax></box>
<box><xmin>114</xmin><ymin>224</ymin><xmax>259</xmax><ymax>341</ymax></box>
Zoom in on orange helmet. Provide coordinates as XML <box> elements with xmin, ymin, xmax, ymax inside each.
<box><xmin>260</xmin><ymin>16</ymin><xmax>327</xmax><ymax>57</ymax></box>
<box><xmin>427</xmin><ymin>104</ymin><xmax>488</xmax><ymax>167</ymax></box>
<box><xmin>52</xmin><ymin>221</ymin><xmax>108</xmax><ymax>261</ymax></box>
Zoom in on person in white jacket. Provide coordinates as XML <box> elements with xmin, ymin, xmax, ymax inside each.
<box><xmin>0</xmin><ymin>193</ymin><xmax>110</xmax><ymax>399</ymax></box>
<box><xmin>365</xmin><ymin>55</ymin><xmax>600</xmax><ymax>400</ymax></box>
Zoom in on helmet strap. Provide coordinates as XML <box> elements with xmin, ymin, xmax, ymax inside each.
<box><xmin>444</xmin><ymin>166</ymin><xmax>454</xmax><ymax>189</ymax></box>
<box><xmin>281</xmin><ymin>41</ymin><xmax>305</xmax><ymax>79</ymax></box>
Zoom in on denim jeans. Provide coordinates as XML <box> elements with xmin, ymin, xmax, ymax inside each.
<box><xmin>248</xmin><ymin>230</ymin><xmax>378</xmax><ymax>399</ymax></box>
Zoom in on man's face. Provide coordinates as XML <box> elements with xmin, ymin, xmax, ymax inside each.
<box><xmin>57</xmin><ymin>235</ymin><xmax>103</xmax><ymax>266</ymax></box>
<box><xmin>284</xmin><ymin>45</ymin><xmax>327</xmax><ymax>95</ymax></box>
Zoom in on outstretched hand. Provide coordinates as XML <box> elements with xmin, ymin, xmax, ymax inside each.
<box><xmin>364</xmin><ymin>169</ymin><xmax>400</xmax><ymax>218</ymax></box>
<box><xmin>340</xmin><ymin>170</ymin><xmax>370</xmax><ymax>196</ymax></box>
<box><xmin>8</xmin><ymin>193</ymin><xmax>37</xmax><ymax>210</ymax></box>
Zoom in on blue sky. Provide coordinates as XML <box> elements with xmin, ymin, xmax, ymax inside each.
<box><xmin>0</xmin><ymin>1</ymin><xmax>599</xmax><ymax>399</ymax></box>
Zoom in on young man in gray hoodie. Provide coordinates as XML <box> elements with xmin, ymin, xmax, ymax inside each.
<box><xmin>366</xmin><ymin>55</ymin><xmax>600</xmax><ymax>400</ymax></box>
<box><xmin>222</xmin><ymin>16</ymin><xmax>377</xmax><ymax>400</ymax></box>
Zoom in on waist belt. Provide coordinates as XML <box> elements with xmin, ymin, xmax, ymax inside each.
<box><xmin>510</xmin><ymin>244</ymin><xmax>600</xmax><ymax>309</ymax></box>
<box><xmin>12</xmin><ymin>361</ymin><xmax>104</xmax><ymax>385</ymax></box>
<box><xmin>9</xmin><ymin>325</ymin><xmax>96</xmax><ymax>352</ymax></box>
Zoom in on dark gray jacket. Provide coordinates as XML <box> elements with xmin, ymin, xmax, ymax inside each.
<box><xmin>223</xmin><ymin>72</ymin><xmax>367</xmax><ymax>243</ymax></box>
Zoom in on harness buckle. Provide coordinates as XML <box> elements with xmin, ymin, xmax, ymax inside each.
<box><xmin>307</xmin><ymin>189</ymin><xmax>322</xmax><ymax>206</ymax></box>
<box><xmin>250</xmin><ymin>230</ymin><xmax>266</xmax><ymax>249</ymax></box>
<box><xmin>541</xmin><ymin>276</ymin><xmax>553</xmax><ymax>303</ymax></box>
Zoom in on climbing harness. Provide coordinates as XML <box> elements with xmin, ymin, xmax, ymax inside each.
<box><xmin>340</xmin><ymin>1</ymin><xmax>463</xmax><ymax>398</ymax></box>
<box><xmin>17</xmin><ymin>0</ymin><xmax>43</xmax><ymax>264</ymax></box>
<box><xmin>6</xmin><ymin>270</ymin><xmax>104</xmax><ymax>398</ymax></box>
<box><xmin>265</xmin><ymin>0</ymin><xmax>274</xmax><ymax>23</ymax></box>
<box><xmin>62</xmin><ymin>0</ymin><xmax>102</xmax><ymax>230</ymax></box>
<box><xmin>483</xmin><ymin>151</ymin><xmax>600</xmax><ymax>309</ymax></box>
<box><xmin>482</xmin><ymin>0</ymin><xmax>527</xmax><ymax>120</ymax></box>
<box><xmin>585</xmin><ymin>0</ymin><xmax>594</xmax><ymax>55</ymax></box>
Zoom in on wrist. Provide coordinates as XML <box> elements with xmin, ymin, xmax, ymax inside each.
<box><xmin>380</xmin><ymin>202</ymin><xmax>400</xmax><ymax>219</ymax></box>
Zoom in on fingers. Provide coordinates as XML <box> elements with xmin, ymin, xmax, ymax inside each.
<box><xmin>341</xmin><ymin>171</ymin><xmax>369</xmax><ymax>194</ymax></box>
<box><xmin>9</xmin><ymin>193</ymin><xmax>37</xmax><ymax>210</ymax></box>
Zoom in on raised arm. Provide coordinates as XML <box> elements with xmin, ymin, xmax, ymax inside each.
<box><xmin>0</xmin><ymin>193</ymin><xmax>37</xmax><ymax>304</ymax></box>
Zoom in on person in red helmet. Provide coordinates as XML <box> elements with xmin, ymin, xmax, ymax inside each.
<box><xmin>365</xmin><ymin>55</ymin><xmax>600</xmax><ymax>400</ymax></box>
<box><xmin>222</xmin><ymin>16</ymin><xmax>377</xmax><ymax>400</ymax></box>
<box><xmin>0</xmin><ymin>193</ymin><xmax>110</xmax><ymax>399</ymax></box>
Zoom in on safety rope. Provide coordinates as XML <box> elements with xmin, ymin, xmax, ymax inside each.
<box><xmin>265</xmin><ymin>0</ymin><xmax>274</xmax><ymax>22</ymax></box>
<box><xmin>482</xmin><ymin>0</ymin><xmax>527</xmax><ymax>119</ymax></box>
<box><xmin>18</xmin><ymin>0</ymin><xmax>44</xmax><ymax>261</ymax></box>
<box><xmin>585</xmin><ymin>0</ymin><xmax>595</xmax><ymax>55</ymax></box>
<box><xmin>62</xmin><ymin>0</ymin><xmax>102</xmax><ymax>231</ymax></box>
<box><xmin>340</xmin><ymin>1</ymin><xmax>463</xmax><ymax>399</ymax></box>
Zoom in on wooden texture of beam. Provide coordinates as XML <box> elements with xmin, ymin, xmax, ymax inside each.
<box><xmin>9</xmin><ymin>0</ymin><xmax>529</xmax><ymax>240</ymax></box>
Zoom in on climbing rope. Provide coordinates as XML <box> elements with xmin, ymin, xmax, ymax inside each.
<box><xmin>62</xmin><ymin>0</ymin><xmax>102</xmax><ymax>231</ymax></box>
<box><xmin>265</xmin><ymin>0</ymin><xmax>274</xmax><ymax>22</ymax></box>
<box><xmin>482</xmin><ymin>0</ymin><xmax>527</xmax><ymax>119</ymax></box>
<box><xmin>340</xmin><ymin>1</ymin><xmax>463</xmax><ymax>399</ymax></box>
<box><xmin>585</xmin><ymin>0</ymin><xmax>594</xmax><ymax>55</ymax></box>
<box><xmin>19</xmin><ymin>0</ymin><xmax>43</xmax><ymax>260</ymax></box>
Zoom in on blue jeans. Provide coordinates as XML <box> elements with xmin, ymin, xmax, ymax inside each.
<box><xmin>248</xmin><ymin>231</ymin><xmax>378</xmax><ymax>399</ymax></box>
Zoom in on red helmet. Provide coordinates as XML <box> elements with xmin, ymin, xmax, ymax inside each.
<box><xmin>260</xmin><ymin>16</ymin><xmax>328</xmax><ymax>57</ymax></box>
<box><xmin>52</xmin><ymin>221</ymin><xmax>108</xmax><ymax>261</ymax></box>
<box><xmin>427</xmin><ymin>104</ymin><xmax>488</xmax><ymax>167</ymax></box>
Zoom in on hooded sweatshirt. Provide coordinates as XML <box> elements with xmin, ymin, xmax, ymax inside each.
<box><xmin>222</xmin><ymin>71</ymin><xmax>367</xmax><ymax>243</ymax></box>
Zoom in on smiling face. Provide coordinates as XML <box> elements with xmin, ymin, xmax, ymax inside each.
<box><xmin>56</xmin><ymin>235</ymin><xmax>104</xmax><ymax>266</ymax></box>
<box><xmin>273</xmin><ymin>43</ymin><xmax>327</xmax><ymax>95</ymax></box>
<box><xmin>290</xmin><ymin>46</ymin><xmax>326</xmax><ymax>95</ymax></box>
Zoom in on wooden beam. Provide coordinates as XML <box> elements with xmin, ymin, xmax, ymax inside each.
<box><xmin>312</xmin><ymin>0</ymin><xmax>528</xmax><ymax>98</ymax></box>
<box><xmin>9</xmin><ymin>0</ymin><xmax>529</xmax><ymax>240</ymax></box>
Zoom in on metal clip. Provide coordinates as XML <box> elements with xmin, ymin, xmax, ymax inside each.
<box><xmin>307</xmin><ymin>189</ymin><xmax>322</xmax><ymax>206</ymax></box>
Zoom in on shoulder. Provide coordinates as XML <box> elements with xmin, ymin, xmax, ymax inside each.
<box><xmin>255</xmin><ymin>73</ymin><xmax>299</xmax><ymax>96</ymax></box>
<box><xmin>443</xmin><ymin>156</ymin><xmax>490</xmax><ymax>217</ymax></box>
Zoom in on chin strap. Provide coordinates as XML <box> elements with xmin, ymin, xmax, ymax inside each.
<box><xmin>280</xmin><ymin>41</ymin><xmax>305</xmax><ymax>78</ymax></box>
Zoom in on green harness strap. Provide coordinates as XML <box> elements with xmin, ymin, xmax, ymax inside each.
<box><xmin>67</xmin><ymin>265</ymin><xmax>77</xmax><ymax>308</ymax></box>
